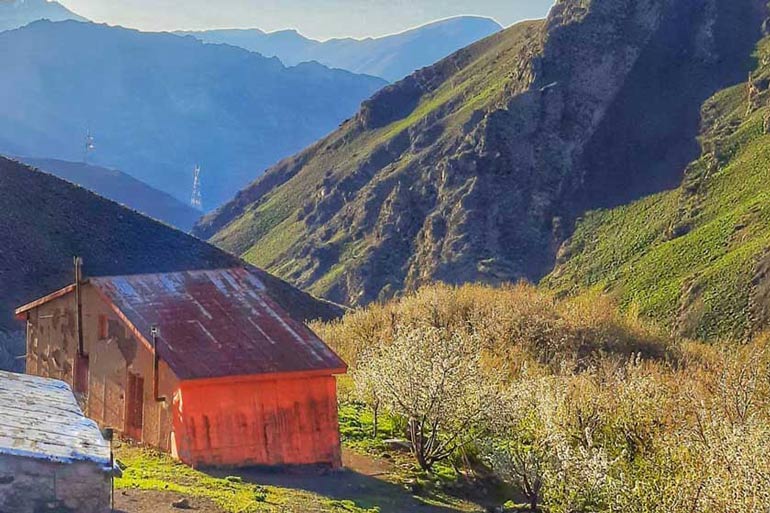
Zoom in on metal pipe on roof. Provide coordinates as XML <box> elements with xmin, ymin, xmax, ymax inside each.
<box><xmin>151</xmin><ymin>326</ymin><xmax>166</xmax><ymax>403</ymax></box>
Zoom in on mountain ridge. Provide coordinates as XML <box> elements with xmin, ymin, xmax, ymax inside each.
<box><xmin>0</xmin><ymin>0</ymin><xmax>85</xmax><ymax>31</ymax></box>
<box><xmin>179</xmin><ymin>16</ymin><xmax>504</xmax><ymax>82</ymax></box>
<box><xmin>197</xmin><ymin>0</ymin><xmax>767</xmax><ymax>313</ymax></box>
<box><xmin>0</xmin><ymin>156</ymin><xmax>343</xmax><ymax>369</ymax></box>
<box><xmin>0</xmin><ymin>20</ymin><xmax>386</xmax><ymax>209</ymax></box>
<box><xmin>17</xmin><ymin>157</ymin><xmax>202</xmax><ymax>231</ymax></box>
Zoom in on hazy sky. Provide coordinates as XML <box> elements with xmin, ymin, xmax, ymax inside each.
<box><xmin>57</xmin><ymin>0</ymin><xmax>556</xmax><ymax>40</ymax></box>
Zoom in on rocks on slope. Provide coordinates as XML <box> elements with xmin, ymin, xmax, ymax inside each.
<box><xmin>197</xmin><ymin>0</ymin><xmax>767</xmax><ymax>307</ymax></box>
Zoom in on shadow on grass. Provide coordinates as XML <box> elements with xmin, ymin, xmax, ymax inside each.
<box><xmin>206</xmin><ymin>465</ymin><xmax>466</xmax><ymax>513</ymax></box>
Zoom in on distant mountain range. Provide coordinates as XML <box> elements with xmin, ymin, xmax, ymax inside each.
<box><xmin>17</xmin><ymin>157</ymin><xmax>202</xmax><ymax>231</ymax></box>
<box><xmin>0</xmin><ymin>0</ymin><xmax>85</xmax><ymax>32</ymax></box>
<box><xmin>0</xmin><ymin>20</ymin><xmax>386</xmax><ymax>209</ymax></box>
<box><xmin>0</xmin><ymin>156</ymin><xmax>343</xmax><ymax>370</ymax></box>
<box><xmin>179</xmin><ymin>16</ymin><xmax>503</xmax><ymax>83</ymax></box>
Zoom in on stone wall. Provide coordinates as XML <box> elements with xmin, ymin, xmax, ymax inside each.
<box><xmin>0</xmin><ymin>454</ymin><xmax>110</xmax><ymax>513</ymax></box>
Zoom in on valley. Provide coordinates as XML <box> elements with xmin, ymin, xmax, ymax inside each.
<box><xmin>0</xmin><ymin>19</ymin><xmax>385</xmax><ymax>209</ymax></box>
<box><xmin>3</xmin><ymin>0</ymin><xmax>770</xmax><ymax>512</ymax></box>
<box><xmin>198</xmin><ymin>0</ymin><xmax>767</xmax><ymax>329</ymax></box>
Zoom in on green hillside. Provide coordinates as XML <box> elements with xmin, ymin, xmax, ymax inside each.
<box><xmin>546</xmin><ymin>35</ymin><xmax>770</xmax><ymax>341</ymax></box>
<box><xmin>198</xmin><ymin>0</ymin><xmax>766</xmax><ymax>310</ymax></box>
<box><xmin>197</xmin><ymin>19</ymin><xmax>545</xmax><ymax>301</ymax></box>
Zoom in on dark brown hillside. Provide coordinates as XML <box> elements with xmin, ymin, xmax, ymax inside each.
<box><xmin>18</xmin><ymin>157</ymin><xmax>203</xmax><ymax>231</ymax></box>
<box><xmin>198</xmin><ymin>0</ymin><xmax>767</xmax><ymax>308</ymax></box>
<box><xmin>0</xmin><ymin>157</ymin><xmax>343</xmax><ymax>368</ymax></box>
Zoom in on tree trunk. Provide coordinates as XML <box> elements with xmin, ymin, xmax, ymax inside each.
<box><xmin>409</xmin><ymin>418</ymin><xmax>432</xmax><ymax>471</ymax></box>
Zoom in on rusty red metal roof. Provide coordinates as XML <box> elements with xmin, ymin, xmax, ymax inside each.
<box><xmin>89</xmin><ymin>268</ymin><xmax>346</xmax><ymax>380</ymax></box>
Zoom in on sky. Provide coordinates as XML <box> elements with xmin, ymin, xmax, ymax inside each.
<box><xmin>56</xmin><ymin>0</ymin><xmax>556</xmax><ymax>40</ymax></box>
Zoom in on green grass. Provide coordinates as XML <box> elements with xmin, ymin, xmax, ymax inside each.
<box><xmin>114</xmin><ymin>409</ymin><xmax>479</xmax><ymax>513</ymax></box>
<box><xmin>241</xmin><ymin>217</ymin><xmax>304</xmax><ymax>269</ymax></box>
<box><xmin>338</xmin><ymin>403</ymin><xmax>462</xmax><ymax>484</ymax></box>
<box><xmin>115</xmin><ymin>444</ymin><xmax>269</xmax><ymax>512</ymax></box>
<box><xmin>545</xmin><ymin>36</ymin><xmax>770</xmax><ymax>340</ymax></box>
<box><xmin>338</xmin><ymin>402</ymin><xmax>397</xmax><ymax>453</ymax></box>
<box><xmin>114</xmin><ymin>443</ymin><xmax>380</xmax><ymax>513</ymax></box>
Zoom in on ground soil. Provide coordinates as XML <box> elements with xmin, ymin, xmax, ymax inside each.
<box><xmin>114</xmin><ymin>489</ymin><xmax>225</xmax><ymax>513</ymax></box>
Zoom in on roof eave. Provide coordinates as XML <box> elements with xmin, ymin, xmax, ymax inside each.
<box><xmin>179</xmin><ymin>366</ymin><xmax>348</xmax><ymax>387</ymax></box>
<box><xmin>14</xmin><ymin>283</ymin><xmax>79</xmax><ymax>319</ymax></box>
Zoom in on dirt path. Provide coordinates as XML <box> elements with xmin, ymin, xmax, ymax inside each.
<box><xmin>114</xmin><ymin>489</ymin><xmax>225</xmax><ymax>513</ymax></box>
<box><xmin>343</xmin><ymin>448</ymin><xmax>395</xmax><ymax>477</ymax></box>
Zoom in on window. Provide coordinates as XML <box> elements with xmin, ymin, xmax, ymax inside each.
<box><xmin>98</xmin><ymin>314</ymin><xmax>109</xmax><ymax>339</ymax></box>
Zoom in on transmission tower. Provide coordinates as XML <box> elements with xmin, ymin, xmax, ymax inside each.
<box><xmin>191</xmin><ymin>165</ymin><xmax>203</xmax><ymax>210</ymax></box>
<box><xmin>83</xmin><ymin>130</ymin><xmax>95</xmax><ymax>163</ymax></box>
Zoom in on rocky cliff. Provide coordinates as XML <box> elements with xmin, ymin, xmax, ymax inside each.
<box><xmin>197</xmin><ymin>0</ymin><xmax>767</xmax><ymax>307</ymax></box>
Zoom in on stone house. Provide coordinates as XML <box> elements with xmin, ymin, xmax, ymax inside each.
<box><xmin>15</xmin><ymin>267</ymin><xmax>347</xmax><ymax>468</ymax></box>
<box><xmin>0</xmin><ymin>370</ymin><xmax>112</xmax><ymax>513</ymax></box>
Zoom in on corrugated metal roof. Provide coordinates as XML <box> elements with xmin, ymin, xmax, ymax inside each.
<box><xmin>90</xmin><ymin>268</ymin><xmax>346</xmax><ymax>380</ymax></box>
<box><xmin>0</xmin><ymin>371</ymin><xmax>111</xmax><ymax>469</ymax></box>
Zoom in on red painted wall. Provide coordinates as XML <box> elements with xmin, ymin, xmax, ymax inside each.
<box><xmin>173</xmin><ymin>373</ymin><xmax>342</xmax><ymax>468</ymax></box>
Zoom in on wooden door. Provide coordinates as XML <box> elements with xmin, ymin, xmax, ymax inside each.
<box><xmin>75</xmin><ymin>355</ymin><xmax>89</xmax><ymax>395</ymax></box>
<box><xmin>126</xmin><ymin>373</ymin><xmax>145</xmax><ymax>441</ymax></box>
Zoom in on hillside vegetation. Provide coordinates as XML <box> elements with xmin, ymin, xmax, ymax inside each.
<box><xmin>313</xmin><ymin>284</ymin><xmax>770</xmax><ymax>512</ymax></box>
<box><xmin>547</xmin><ymin>33</ymin><xmax>770</xmax><ymax>342</ymax></box>
<box><xmin>197</xmin><ymin>19</ymin><xmax>544</xmax><ymax>299</ymax></box>
<box><xmin>199</xmin><ymin>0</ymin><xmax>767</xmax><ymax>312</ymax></box>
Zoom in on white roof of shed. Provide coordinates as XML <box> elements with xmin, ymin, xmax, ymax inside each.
<box><xmin>0</xmin><ymin>371</ymin><xmax>111</xmax><ymax>470</ymax></box>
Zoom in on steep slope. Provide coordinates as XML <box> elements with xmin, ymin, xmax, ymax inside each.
<box><xmin>546</xmin><ymin>33</ymin><xmax>770</xmax><ymax>342</ymax></box>
<box><xmin>0</xmin><ymin>157</ymin><xmax>343</xmax><ymax>370</ymax></box>
<box><xmin>0</xmin><ymin>20</ymin><xmax>386</xmax><ymax>209</ymax></box>
<box><xmin>181</xmin><ymin>16</ymin><xmax>503</xmax><ymax>82</ymax></box>
<box><xmin>198</xmin><ymin>0</ymin><xmax>767</xmax><ymax>308</ymax></box>
<box><xmin>0</xmin><ymin>0</ymin><xmax>85</xmax><ymax>31</ymax></box>
<box><xmin>18</xmin><ymin>157</ymin><xmax>201</xmax><ymax>231</ymax></box>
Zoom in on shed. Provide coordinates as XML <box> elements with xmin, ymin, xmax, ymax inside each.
<box><xmin>0</xmin><ymin>370</ymin><xmax>112</xmax><ymax>513</ymax></box>
<box><xmin>15</xmin><ymin>267</ymin><xmax>347</xmax><ymax>468</ymax></box>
